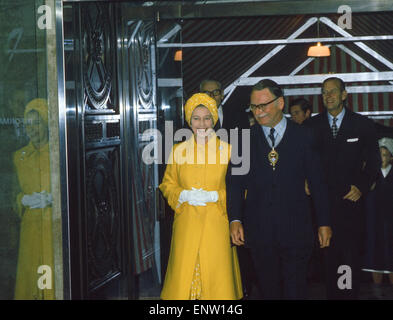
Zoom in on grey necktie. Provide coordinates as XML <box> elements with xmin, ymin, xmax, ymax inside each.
<box><xmin>269</xmin><ymin>127</ymin><xmax>276</xmax><ymax>147</ymax></box>
<box><xmin>331</xmin><ymin>117</ymin><xmax>338</xmax><ymax>138</ymax></box>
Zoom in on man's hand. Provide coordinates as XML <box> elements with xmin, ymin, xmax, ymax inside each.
<box><xmin>230</xmin><ymin>221</ymin><xmax>245</xmax><ymax>246</ymax></box>
<box><xmin>343</xmin><ymin>185</ymin><xmax>362</xmax><ymax>202</ymax></box>
<box><xmin>318</xmin><ymin>226</ymin><xmax>332</xmax><ymax>248</ymax></box>
<box><xmin>305</xmin><ymin>179</ymin><xmax>311</xmax><ymax>196</ymax></box>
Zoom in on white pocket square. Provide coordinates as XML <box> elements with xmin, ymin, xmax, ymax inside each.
<box><xmin>347</xmin><ymin>138</ymin><xmax>359</xmax><ymax>142</ymax></box>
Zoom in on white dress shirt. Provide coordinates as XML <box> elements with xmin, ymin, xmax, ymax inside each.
<box><xmin>327</xmin><ymin>107</ymin><xmax>345</xmax><ymax>130</ymax></box>
<box><xmin>381</xmin><ymin>164</ymin><xmax>392</xmax><ymax>178</ymax></box>
<box><xmin>261</xmin><ymin>115</ymin><xmax>287</xmax><ymax>148</ymax></box>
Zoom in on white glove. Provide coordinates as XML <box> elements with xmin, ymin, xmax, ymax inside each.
<box><xmin>190</xmin><ymin>187</ymin><xmax>218</xmax><ymax>203</ymax></box>
<box><xmin>188</xmin><ymin>200</ymin><xmax>207</xmax><ymax>206</ymax></box>
<box><xmin>178</xmin><ymin>188</ymin><xmax>218</xmax><ymax>206</ymax></box>
<box><xmin>179</xmin><ymin>188</ymin><xmax>205</xmax><ymax>206</ymax></box>
<box><xmin>201</xmin><ymin>189</ymin><xmax>219</xmax><ymax>203</ymax></box>
<box><xmin>21</xmin><ymin>191</ymin><xmax>52</xmax><ymax>209</ymax></box>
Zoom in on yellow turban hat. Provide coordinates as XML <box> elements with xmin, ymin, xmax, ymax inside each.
<box><xmin>24</xmin><ymin>98</ymin><xmax>49</xmax><ymax>125</ymax></box>
<box><xmin>184</xmin><ymin>93</ymin><xmax>218</xmax><ymax>126</ymax></box>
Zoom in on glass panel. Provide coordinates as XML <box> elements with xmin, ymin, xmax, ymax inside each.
<box><xmin>0</xmin><ymin>0</ymin><xmax>62</xmax><ymax>299</ymax></box>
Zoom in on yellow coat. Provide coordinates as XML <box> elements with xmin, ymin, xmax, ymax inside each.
<box><xmin>159</xmin><ymin>134</ymin><xmax>242</xmax><ymax>300</ymax></box>
<box><xmin>13</xmin><ymin>142</ymin><xmax>54</xmax><ymax>300</ymax></box>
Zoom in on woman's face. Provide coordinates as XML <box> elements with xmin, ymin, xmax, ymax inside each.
<box><xmin>190</xmin><ymin>105</ymin><xmax>214</xmax><ymax>136</ymax></box>
<box><xmin>25</xmin><ymin>110</ymin><xmax>48</xmax><ymax>147</ymax></box>
<box><xmin>380</xmin><ymin>147</ymin><xmax>393</xmax><ymax>168</ymax></box>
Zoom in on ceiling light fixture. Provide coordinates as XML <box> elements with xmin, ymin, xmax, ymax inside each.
<box><xmin>307</xmin><ymin>42</ymin><xmax>330</xmax><ymax>57</ymax></box>
<box><xmin>174</xmin><ymin>49</ymin><xmax>182</xmax><ymax>61</ymax></box>
<box><xmin>307</xmin><ymin>19</ymin><xmax>330</xmax><ymax>57</ymax></box>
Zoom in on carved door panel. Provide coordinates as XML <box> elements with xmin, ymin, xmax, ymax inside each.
<box><xmin>122</xmin><ymin>19</ymin><xmax>161</xmax><ymax>299</ymax></box>
<box><xmin>64</xmin><ymin>2</ymin><xmax>128</xmax><ymax>299</ymax></box>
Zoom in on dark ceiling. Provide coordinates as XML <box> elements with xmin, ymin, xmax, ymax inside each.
<box><xmin>182</xmin><ymin>12</ymin><xmax>393</xmax><ymax>95</ymax></box>
<box><xmin>177</xmin><ymin>11</ymin><xmax>393</xmax><ymax>120</ymax></box>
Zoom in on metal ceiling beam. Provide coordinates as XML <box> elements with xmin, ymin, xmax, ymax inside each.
<box><xmin>158</xmin><ymin>24</ymin><xmax>181</xmax><ymax>43</ymax></box>
<box><xmin>284</xmin><ymin>85</ymin><xmax>393</xmax><ymax>96</ymax></box>
<box><xmin>222</xmin><ymin>17</ymin><xmax>318</xmax><ymax>102</ymax></box>
<box><xmin>357</xmin><ymin>111</ymin><xmax>393</xmax><ymax>119</ymax></box>
<box><xmin>320</xmin><ymin>17</ymin><xmax>393</xmax><ymax>71</ymax></box>
<box><xmin>335</xmin><ymin>44</ymin><xmax>379</xmax><ymax>73</ymax></box>
<box><xmin>335</xmin><ymin>44</ymin><xmax>393</xmax><ymax>85</ymax></box>
<box><xmin>307</xmin><ymin>111</ymin><xmax>393</xmax><ymax>120</ymax></box>
<box><xmin>220</xmin><ymin>13</ymin><xmax>393</xmax><ymax>104</ymax></box>
<box><xmin>236</xmin><ymin>71</ymin><xmax>393</xmax><ymax>86</ymax></box>
<box><xmin>157</xmin><ymin>35</ymin><xmax>393</xmax><ymax>48</ymax></box>
<box><xmin>61</xmin><ymin>0</ymin><xmax>393</xmax><ymax>30</ymax></box>
<box><xmin>289</xmin><ymin>44</ymin><xmax>384</xmax><ymax>77</ymax></box>
<box><xmin>289</xmin><ymin>55</ymin><xmax>319</xmax><ymax>76</ymax></box>
<box><xmin>115</xmin><ymin>0</ymin><xmax>393</xmax><ymax>20</ymax></box>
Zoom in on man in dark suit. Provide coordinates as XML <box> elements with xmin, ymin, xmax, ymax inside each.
<box><xmin>227</xmin><ymin>79</ymin><xmax>332</xmax><ymax>299</ymax></box>
<box><xmin>308</xmin><ymin>77</ymin><xmax>380</xmax><ymax>299</ymax></box>
<box><xmin>200</xmin><ymin>79</ymin><xmax>250</xmax><ymax>133</ymax></box>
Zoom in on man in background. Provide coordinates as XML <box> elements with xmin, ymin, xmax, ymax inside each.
<box><xmin>289</xmin><ymin>98</ymin><xmax>312</xmax><ymax>125</ymax></box>
<box><xmin>309</xmin><ymin>77</ymin><xmax>380</xmax><ymax>299</ymax></box>
<box><xmin>200</xmin><ymin>79</ymin><xmax>249</xmax><ymax>132</ymax></box>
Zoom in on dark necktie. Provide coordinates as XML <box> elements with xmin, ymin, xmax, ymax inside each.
<box><xmin>269</xmin><ymin>127</ymin><xmax>276</xmax><ymax>147</ymax></box>
<box><xmin>331</xmin><ymin>117</ymin><xmax>338</xmax><ymax>138</ymax></box>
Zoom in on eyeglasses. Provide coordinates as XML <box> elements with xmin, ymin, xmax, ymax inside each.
<box><xmin>249</xmin><ymin>96</ymin><xmax>280</xmax><ymax>112</ymax></box>
<box><xmin>202</xmin><ymin>89</ymin><xmax>222</xmax><ymax>97</ymax></box>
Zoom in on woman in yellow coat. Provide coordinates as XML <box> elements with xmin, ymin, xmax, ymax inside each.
<box><xmin>159</xmin><ymin>93</ymin><xmax>242</xmax><ymax>300</ymax></box>
<box><xmin>13</xmin><ymin>99</ymin><xmax>54</xmax><ymax>299</ymax></box>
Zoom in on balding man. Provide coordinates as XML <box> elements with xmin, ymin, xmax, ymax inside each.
<box><xmin>227</xmin><ymin>79</ymin><xmax>332</xmax><ymax>299</ymax></box>
<box><xmin>309</xmin><ymin>77</ymin><xmax>380</xmax><ymax>299</ymax></box>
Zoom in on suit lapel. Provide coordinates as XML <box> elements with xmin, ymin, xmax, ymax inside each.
<box><xmin>221</xmin><ymin>105</ymin><xmax>227</xmax><ymax>129</ymax></box>
<box><xmin>255</xmin><ymin>124</ymin><xmax>269</xmax><ymax>151</ymax></box>
<box><xmin>320</xmin><ymin>111</ymin><xmax>333</xmax><ymax>141</ymax></box>
<box><xmin>278</xmin><ymin>119</ymin><xmax>291</xmax><ymax>150</ymax></box>
<box><xmin>335</xmin><ymin>108</ymin><xmax>352</xmax><ymax>141</ymax></box>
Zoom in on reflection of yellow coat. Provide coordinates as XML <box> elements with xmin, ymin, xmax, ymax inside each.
<box><xmin>13</xmin><ymin>142</ymin><xmax>54</xmax><ymax>300</ymax></box>
<box><xmin>159</xmin><ymin>134</ymin><xmax>242</xmax><ymax>300</ymax></box>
